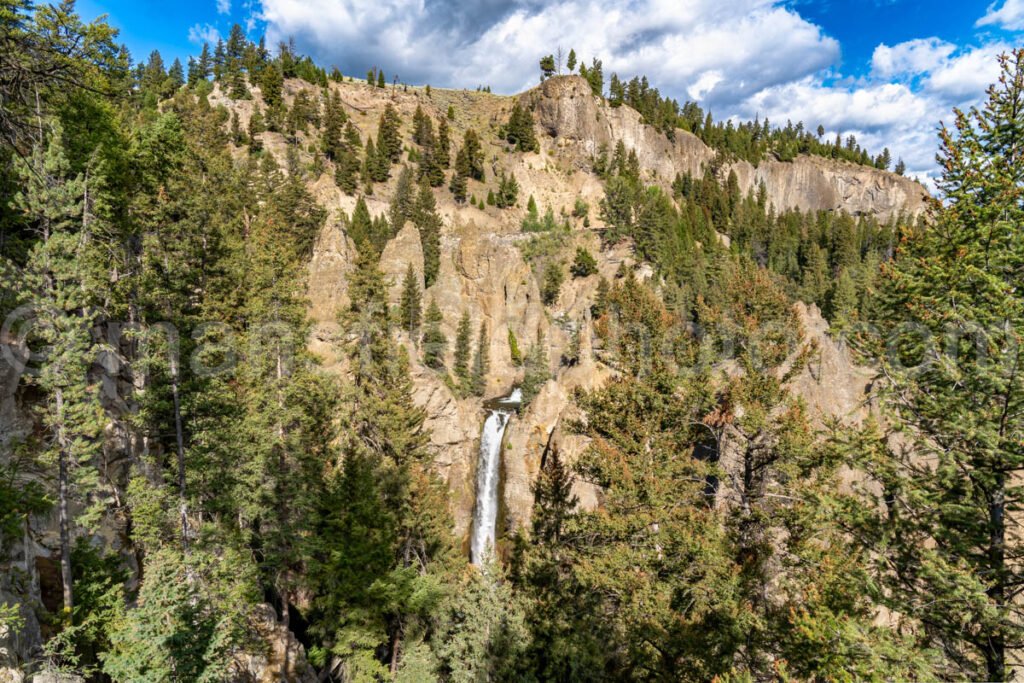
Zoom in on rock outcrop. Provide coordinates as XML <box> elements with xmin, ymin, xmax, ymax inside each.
<box><xmin>535</xmin><ymin>76</ymin><xmax>929</xmax><ymax>222</ymax></box>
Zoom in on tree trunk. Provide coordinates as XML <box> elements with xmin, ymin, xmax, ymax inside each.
<box><xmin>170</xmin><ymin>354</ymin><xmax>188</xmax><ymax>550</ymax></box>
<box><xmin>987</xmin><ymin>479</ymin><xmax>1006</xmax><ymax>681</ymax></box>
<box><xmin>55</xmin><ymin>387</ymin><xmax>74</xmax><ymax>614</ymax></box>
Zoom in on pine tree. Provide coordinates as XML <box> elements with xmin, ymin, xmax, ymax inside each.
<box><xmin>503</xmin><ymin>101</ymin><xmax>539</xmax><ymax>152</ymax></box>
<box><xmin>800</xmin><ymin>242</ymin><xmax>829</xmax><ymax>305</ymax></box>
<box><xmin>455</xmin><ymin>129</ymin><xmax>484</xmax><ymax>181</ymax></box>
<box><xmin>520</xmin><ymin>334</ymin><xmax>550</xmax><ymax>407</ymax></box>
<box><xmin>260</xmin><ymin>62</ymin><xmax>283</xmax><ymax>109</ymax></box>
<box><xmin>321</xmin><ymin>90</ymin><xmax>344</xmax><ymax>159</ymax></box>
<box><xmin>567</xmin><ymin>48</ymin><xmax>577</xmax><ymax>73</ymax></box>
<box><xmin>414</xmin><ymin>179</ymin><xmax>442</xmax><ymax>287</ymax></box>
<box><xmin>541</xmin><ymin>262</ymin><xmax>563</xmax><ymax>305</ymax></box>
<box><xmin>836</xmin><ymin>49</ymin><xmax>1024</xmax><ymax>681</ymax></box>
<box><xmin>454</xmin><ymin>311</ymin><xmax>472</xmax><ymax>388</ymax></box>
<box><xmin>570</xmin><ymin>247</ymin><xmax>598</xmax><ymax>277</ymax></box>
<box><xmin>103</xmin><ymin>549</ymin><xmax>240</xmax><ymax>682</ymax></box>
<box><xmin>377</xmin><ymin>103</ymin><xmax>402</xmax><ymax>163</ymax></box>
<box><xmin>168</xmin><ymin>58</ymin><xmax>184</xmax><ymax>90</ymax></box>
<box><xmin>389</xmin><ymin>165</ymin><xmax>416</xmax><ymax>229</ymax></box>
<box><xmin>449</xmin><ymin>171</ymin><xmax>467</xmax><ymax>203</ymax></box>
<box><xmin>347</xmin><ymin>195</ymin><xmax>374</xmax><ymax>251</ymax></box>
<box><xmin>398</xmin><ymin>263</ymin><xmax>422</xmax><ymax>340</ymax></box>
<box><xmin>11</xmin><ymin>124</ymin><xmax>108</xmax><ymax>614</ymax></box>
<box><xmin>437</xmin><ymin>118</ymin><xmax>451</xmax><ymax>168</ymax></box>
<box><xmin>827</xmin><ymin>267</ymin><xmax>857</xmax><ymax>328</ymax></box>
<box><xmin>422</xmin><ymin>299</ymin><xmax>447</xmax><ymax>370</ymax></box>
<box><xmin>471</xmin><ymin>322</ymin><xmax>489</xmax><ymax>396</ymax></box>
<box><xmin>495</xmin><ymin>170</ymin><xmax>519</xmax><ymax>209</ymax></box>
<box><xmin>311</xmin><ymin>241</ymin><xmax>455</xmax><ymax>675</ymax></box>
<box><xmin>196</xmin><ymin>42</ymin><xmax>212</xmax><ymax>81</ymax></box>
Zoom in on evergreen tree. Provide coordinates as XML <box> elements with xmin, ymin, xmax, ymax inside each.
<box><xmin>827</xmin><ymin>267</ymin><xmax>857</xmax><ymax>328</ymax></box>
<box><xmin>11</xmin><ymin>123</ymin><xmax>108</xmax><ymax>615</ymax></box>
<box><xmin>570</xmin><ymin>247</ymin><xmax>598</xmax><ymax>277</ymax></box>
<box><xmin>837</xmin><ymin>49</ymin><xmax>1024</xmax><ymax>681</ymax></box>
<box><xmin>103</xmin><ymin>550</ymin><xmax>241</xmax><ymax>682</ymax></box>
<box><xmin>321</xmin><ymin>89</ymin><xmax>345</xmax><ymax>159</ymax></box>
<box><xmin>471</xmin><ymin>322</ymin><xmax>489</xmax><ymax>396</ymax></box>
<box><xmin>454</xmin><ymin>311</ymin><xmax>472</xmax><ymax>388</ymax></box>
<box><xmin>567</xmin><ymin>48</ymin><xmax>577</xmax><ymax>73</ymax></box>
<box><xmin>455</xmin><ymin>129</ymin><xmax>484</xmax><ymax>181</ymax></box>
<box><xmin>449</xmin><ymin>171</ymin><xmax>467</xmax><ymax>204</ymax></box>
<box><xmin>377</xmin><ymin>103</ymin><xmax>402</xmax><ymax>163</ymax></box>
<box><xmin>167</xmin><ymin>58</ymin><xmax>184</xmax><ymax>90</ymax></box>
<box><xmin>495</xmin><ymin>170</ymin><xmax>519</xmax><ymax>208</ymax></box>
<box><xmin>800</xmin><ymin>242</ymin><xmax>829</xmax><ymax>305</ymax></box>
<box><xmin>502</xmin><ymin>101</ymin><xmax>539</xmax><ymax>152</ymax></box>
<box><xmin>398</xmin><ymin>263</ymin><xmax>422</xmax><ymax>340</ymax></box>
<box><xmin>196</xmin><ymin>42</ymin><xmax>212</xmax><ymax>81</ymax></box>
<box><xmin>310</xmin><ymin>244</ymin><xmax>454</xmax><ymax>674</ymax></box>
<box><xmin>414</xmin><ymin>179</ymin><xmax>442</xmax><ymax>287</ymax></box>
<box><xmin>422</xmin><ymin>300</ymin><xmax>447</xmax><ymax>370</ymax></box>
<box><xmin>540</xmin><ymin>262</ymin><xmax>563</xmax><ymax>305</ymax></box>
<box><xmin>437</xmin><ymin>118</ymin><xmax>451</xmax><ymax>168</ymax></box>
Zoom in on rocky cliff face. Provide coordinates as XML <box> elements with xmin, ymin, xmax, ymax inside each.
<box><xmin>293</xmin><ymin>75</ymin><xmax>919</xmax><ymax>543</ymax></box>
<box><xmin>534</xmin><ymin>76</ymin><xmax>930</xmax><ymax>221</ymax></box>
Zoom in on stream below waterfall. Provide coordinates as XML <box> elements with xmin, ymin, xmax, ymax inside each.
<box><xmin>470</xmin><ymin>387</ymin><xmax>522</xmax><ymax>564</ymax></box>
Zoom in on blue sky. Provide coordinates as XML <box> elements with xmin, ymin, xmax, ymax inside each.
<box><xmin>75</xmin><ymin>0</ymin><xmax>1023</xmax><ymax>184</ymax></box>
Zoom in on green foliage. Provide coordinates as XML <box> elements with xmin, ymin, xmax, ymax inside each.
<box><xmin>520</xmin><ymin>335</ymin><xmax>550</xmax><ymax>407</ymax></box>
<box><xmin>414</xmin><ymin>179</ymin><xmax>443</xmax><ymax>287</ymax></box>
<box><xmin>422</xmin><ymin>300</ymin><xmax>447</xmax><ymax>370</ymax></box>
<box><xmin>399</xmin><ymin>263</ymin><xmax>422</xmax><ymax>340</ymax></box>
<box><xmin>502</xmin><ymin>101</ymin><xmax>539</xmax><ymax>152</ymax></box>
<box><xmin>102</xmin><ymin>549</ymin><xmax>241</xmax><ymax>683</ymax></box>
<box><xmin>494</xmin><ymin>170</ymin><xmax>518</xmax><ymax>208</ymax></box>
<box><xmin>540</xmin><ymin>262</ymin><xmax>564</xmax><ymax>306</ymax></box>
<box><xmin>471</xmin><ymin>322</ymin><xmax>489</xmax><ymax>396</ymax></box>
<box><xmin>454</xmin><ymin>129</ymin><xmax>484</xmax><ymax>181</ymax></box>
<box><xmin>570</xmin><ymin>246</ymin><xmax>598</xmax><ymax>277</ymax></box>
<box><xmin>454</xmin><ymin>311</ymin><xmax>472</xmax><ymax>388</ymax></box>
<box><xmin>835</xmin><ymin>49</ymin><xmax>1024</xmax><ymax>681</ymax></box>
<box><xmin>507</xmin><ymin>328</ymin><xmax>522</xmax><ymax>366</ymax></box>
<box><xmin>539</xmin><ymin>55</ymin><xmax>556</xmax><ymax>79</ymax></box>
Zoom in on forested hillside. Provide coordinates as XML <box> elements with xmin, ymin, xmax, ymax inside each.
<box><xmin>2</xmin><ymin>2</ymin><xmax>1024</xmax><ymax>681</ymax></box>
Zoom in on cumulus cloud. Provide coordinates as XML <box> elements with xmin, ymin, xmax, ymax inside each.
<box><xmin>188</xmin><ymin>23</ymin><xmax>221</xmax><ymax>46</ymax></box>
<box><xmin>257</xmin><ymin>0</ymin><xmax>837</xmax><ymax>100</ymax></box>
<box><xmin>217</xmin><ymin>0</ymin><xmax>231</xmax><ymax>15</ymax></box>
<box><xmin>871</xmin><ymin>38</ymin><xmax>955</xmax><ymax>79</ymax></box>
<box><xmin>254</xmin><ymin>0</ymin><xmax>1007</xmax><ymax>185</ymax></box>
<box><xmin>977</xmin><ymin>0</ymin><xmax>1024</xmax><ymax>30</ymax></box>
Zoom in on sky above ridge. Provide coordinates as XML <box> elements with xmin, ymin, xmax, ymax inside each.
<box><xmin>77</xmin><ymin>0</ymin><xmax>1024</xmax><ymax>187</ymax></box>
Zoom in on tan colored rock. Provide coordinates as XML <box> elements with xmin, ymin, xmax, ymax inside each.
<box><xmin>535</xmin><ymin>75</ymin><xmax>929</xmax><ymax>222</ymax></box>
<box><xmin>306</xmin><ymin>219</ymin><xmax>357</xmax><ymax>369</ymax></box>
<box><xmin>378</xmin><ymin>222</ymin><xmax>425</xmax><ymax>306</ymax></box>
<box><xmin>786</xmin><ymin>302</ymin><xmax>876</xmax><ymax>426</ymax></box>
<box><xmin>232</xmin><ymin>604</ymin><xmax>317</xmax><ymax>683</ymax></box>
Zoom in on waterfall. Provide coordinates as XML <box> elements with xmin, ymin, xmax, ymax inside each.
<box><xmin>470</xmin><ymin>388</ymin><xmax>522</xmax><ymax>564</ymax></box>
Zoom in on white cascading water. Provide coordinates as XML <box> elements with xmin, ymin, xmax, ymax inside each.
<box><xmin>470</xmin><ymin>388</ymin><xmax>522</xmax><ymax>564</ymax></box>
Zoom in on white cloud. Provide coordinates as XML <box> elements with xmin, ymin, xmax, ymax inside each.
<box><xmin>217</xmin><ymin>0</ymin><xmax>231</xmax><ymax>15</ymax></box>
<box><xmin>924</xmin><ymin>42</ymin><xmax>1008</xmax><ymax>99</ymax></box>
<box><xmin>257</xmin><ymin>0</ymin><xmax>838</xmax><ymax>99</ymax></box>
<box><xmin>188</xmin><ymin>23</ymin><xmax>221</xmax><ymax>46</ymax></box>
<box><xmin>977</xmin><ymin>0</ymin><xmax>1024</xmax><ymax>30</ymax></box>
<box><xmin>254</xmin><ymin>0</ymin><xmax>1006</xmax><ymax>185</ymax></box>
<box><xmin>871</xmin><ymin>38</ymin><xmax>955</xmax><ymax>78</ymax></box>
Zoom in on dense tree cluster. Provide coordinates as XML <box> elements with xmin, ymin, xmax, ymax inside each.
<box><xmin>6</xmin><ymin>4</ymin><xmax>1024</xmax><ymax>680</ymax></box>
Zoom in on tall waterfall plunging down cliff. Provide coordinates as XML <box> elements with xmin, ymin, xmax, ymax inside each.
<box><xmin>470</xmin><ymin>388</ymin><xmax>522</xmax><ymax>564</ymax></box>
